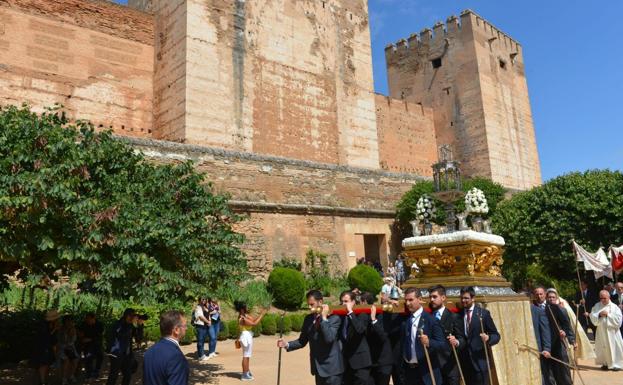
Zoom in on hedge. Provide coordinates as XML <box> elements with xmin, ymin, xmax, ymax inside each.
<box><xmin>260</xmin><ymin>313</ymin><xmax>278</xmax><ymax>335</ymax></box>
<box><xmin>268</xmin><ymin>267</ymin><xmax>306</xmax><ymax>310</ymax></box>
<box><xmin>347</xmin><ymin>264</ymin><xmax>383</xmax><ymax>294</ymax></box>
<box><xmin>289</xmin><ymin>313</ymin><xmax>305</xmax><ymax>332</ymax></box>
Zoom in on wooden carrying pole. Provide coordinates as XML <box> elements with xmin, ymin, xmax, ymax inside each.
<box><xmin>572</xmin><ymin>240</ymin><xmax>592</xmax><ymax>327</ymax></box>
<box><xmin>545</xmin><ymin>306</ymin><xmax>585</xmax><ymax>385</ymax></box>
<box><xmin>448</xmin><ymin>332</ymin><xmax>466</xmax><ymax>385</ymax></box>
<box><xmin>478</xmin><ymin>313</ymin><xmax>494</xmax><ymax>385</ymax></box>
<box><xmin>419</xmin><ymin>328</ymin><xmax>437</xmax><ymax>385</ymax></box>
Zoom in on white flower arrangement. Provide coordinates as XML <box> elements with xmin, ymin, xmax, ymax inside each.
<box><xmin>415</xmin><ymin>195</ymin><xmax>436</xmax><ymax>221</ymax></box>
<box><xmin>465</xmin><ymin>187</ymin><xmax>489</xmax><ymax>214</ymax></box>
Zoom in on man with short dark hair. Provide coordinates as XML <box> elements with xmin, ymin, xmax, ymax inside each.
<box><xmin>401</xmin><ymin>287</ymin><xmax>444</xmax><ymax>385</ymax></box>
<box><xmin>338</xmin><ymin>290</ymin><xmax>372</xmax><ymax>385</ymax></box>
<box><xmin>458</xmin><ymin>287</ymin><xmax>500</xmax><ymax>385</ymax></box>
<box><xmin>278</xmin><ymin>290</ymin><xmax>343</xmax><ymax>385</ymax></box>
<box><xmin>106</xmin><ymin>308</ymin><xmax>137</xmax><ymax>385</ymax></box>
<box><xmin>428</xmin><ymin>285</ymin><xmax>465</xmax><ymax>385</ymax></box>
<box><xmin>143</xmin><ymin>310</ymin><xmax>189</xmax><ymax>385</ymax></box>
<box><xmin>575</xmin><ymin>280</ymin><xmax>598</xmax><ymax>336</ymax></box>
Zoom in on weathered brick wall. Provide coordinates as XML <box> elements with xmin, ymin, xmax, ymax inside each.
<box><xmin>375</xmin><ymin>94</ymin><xmax>437</xmax><ymax>176</ymax></box>
<box><xmin>385</xmin><ymin>10</ymin><xmax>541</xmax><ymax>189</ymax></box>
<box><xmin>126</xmin><ymin>137</ymin><xmax>421</xmax><ymax>275</ymax></box>
<box><xmin>148</xmin><ymin>0</ymin><xmax>380</xmax><ymax>169</ymax></box>
<box><xmin>0</xmin><ymin>0</ymin><xmax>154</xmax><ymax>137</ymax></box>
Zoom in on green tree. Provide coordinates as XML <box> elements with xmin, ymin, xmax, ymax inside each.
<box><xmin>396</xmin><ymin>177</ymin><xmax>506</xmax><ymax>227</ymax></box>
<box><xmin>492</xmin><ymin>170</ymin><xmax>623</xmax><ymax>286</ymax></box>
<box><xmin>0</xmin><ymin>105</ymin><xmax>247</xmax><ymax>300</ymax></box>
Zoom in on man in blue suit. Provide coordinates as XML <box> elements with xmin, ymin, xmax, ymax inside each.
<box><xmin>458</xmin><ymin>286</ymin><xmax>500</xmax><ymax>385</ymax></box>
<box><xmin>400</xmin><ymin>287</ymin><xmax>445</xmax><ymax>385</ymax></box>
<box><xmin>143</xmin><ymin>310</ymin><xmax>189</xmax><ymax>385</ymax></box>
<box><xmin>530</xmin><ymin>303</ymin><xmax>552</xmax><ymax>385</ymax></box>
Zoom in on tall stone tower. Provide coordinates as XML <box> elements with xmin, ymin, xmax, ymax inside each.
<box><xmin>128</xmin><ymin>0</ymin><xmax>380</xmax><ymax>170</ymax></box>
<box><xmin>385</xmin><ymin>10</ymin><xmax>541</xmax><ymax>190</ymax></box>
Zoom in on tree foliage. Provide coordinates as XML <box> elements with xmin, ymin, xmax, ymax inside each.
<box><xmin>396</xmin><ymin>177</ymin><xmax>506</xmax><ymax>226</ymax></box>
<box><xmin>0</xmin><ymin>105</ymin><xmax>247</xmax><ymax>300</ymax></box>
<box><xmin>492</xmin><ymin>170</ymin><xmax>623</xmax><ymax>285</ymax></box>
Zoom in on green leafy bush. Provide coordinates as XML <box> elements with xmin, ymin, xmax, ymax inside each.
<box><xmin>347</xmin><ymin>265</ymin><xmax>383</xmax><ymax>294</ymax></box>
<box><xmin>273</xmin><ymin>257</ymin><xmax>302</xmax><ymax>271</ymax></box>
<box><xmin>217</xmin><ymin>321</ymin><xmax>229</xmax><ymax>341</ymax></box>
<box><xmin>180</xmin><ymin>325</ymin><xmax>195</xmax><ymax>345</ymax></box>
<box><xmin>288</xmin><ymin>313</ymin><xmax>305</xmax><ymax>332</ymax></box>
<box><xmin>252</xmin><ymin>322</ymin><xmax>262</xmax><ymax>337</ymax></box>
<box><xmin>227</xmin><ymin>319</ymin><xmax>240</xmax><ymax>339</ymax></box>
<box><xmin>260</xmin><ymin>313</ymin><xmax>278</xmax><ymax>335</ymax></box>
<box><xmin>268</xmin><ymin>268</ymin><xmax>306</xmax><ymax>310</ymax></box>
<box><xmin>217</xmin><ymin>280</ymin><xmax>273</xmax><ymax>311</ymax></box>
<box><xmin>279</xmin><ymin>313</ymin><xmax>292</xmax><ymax>334</ymax></box>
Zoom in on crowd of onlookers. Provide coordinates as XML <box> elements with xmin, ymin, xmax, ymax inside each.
<box><xmin>34</xmin><ymin>308</ymin><xmax>148</xmax><ymax>385</ymax></box>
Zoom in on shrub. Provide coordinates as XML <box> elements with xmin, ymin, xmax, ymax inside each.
<box><xmin>252</xmin><ymin>322</ymin><xmax>262</xmax><ymax>337</ymax></box>
<box><xmin>273</xmin><ymin>257</ymin><xmax>302</xmax><ymax>271</ymax></box>
<box><xmin>180</xmin><ymin>325</ymin><xmax>195</xmax><ymax>345</ymax></box>
<box><xmin>227</xmin><ymin>319</ymin><xmax>240</xmax><ymax>339</ymax></box>
<box><xmin>268</xmin><ymin>268</ymin><xmax>306</xmax><ymax>310</ymax></box>
<box><xmin>347</xmin><ymin>265</ymin><xmax>383</xmax><ymax>294</ymax></box>
<box><xmin>260</xmin><ymin>313</ymin><xmax>278</xmax><ymax>335</ymax></box>
<box><xmin>279</xmin><ymin>313</ymin><xmax>292</xmax><ymax>335</ymax></box>
<box><xmin>217</xmin><ymin>321</ymin><xmax>229</xmax><ymax>341</ymax></box>
<box><xmin>217</xmin><ymin>280</ymin><xmax>273</xmax><ymax>311</ymax></box>
<box><xmin>289</xmin><ymin>313</ymin><xmax>305</xmax><ymax>332</ymax></box>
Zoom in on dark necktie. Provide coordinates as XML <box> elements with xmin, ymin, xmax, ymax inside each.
<box><xmin>404</xmin><ymin>315</ymin><xmax>414</xmax><ymax>361</ymax></box>
<box><xmin>342</xmin><ymin>315</ymin><xmax>349</xmax><ymax>340</ymax></box>
<box><xmin>466</xmin><ymin>309</ymin><xmax>472</xmax><ymax>333</ymax></box>
<box><xmin>314</xmin><ymin>315</ymin><xmax>321</xmax><ymax>330</ymax></box>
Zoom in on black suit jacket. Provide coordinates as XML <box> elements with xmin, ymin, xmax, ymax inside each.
<box><xmin>543</xmin><ymin>303</ymin><xmax>575</xmax><ymax>356</ymax></box>
<box><xmin>530</xmin><ymin>305</ymin><xmax>551</xmax><ymax>353</ymax></box>
<box><xmin>367</xmin><ymin>314</ymin><xmax>394</xmax><ymax>368</ymax></box>
<box><xmin>458</xmin><ymin>306</ymin><xmax>500</xmax><ymax>373</ymax></box>
<box><xmin>400</xmin><ymin>310</ymin><xmax>446</xmax><ymax>363</ymax></box>
<box><xmin>287</xmin><ymin>314</ymin><xmax>343</xmax><ymax>377</ymax></box>
<box><xmin>340</xmin><ymin>312</ymin><xmax>372</xmax><ymax>369</ymax></box>
<box><xmin>435</xmin><ymin>308</ymin><xmax>465</xmax><ymax>368</ymax></box>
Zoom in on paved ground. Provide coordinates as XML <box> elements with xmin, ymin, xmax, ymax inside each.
<box><xmin>1</xmin><ymin>335</ymin><xmax>620</xmax><ymax>384</ymax></box>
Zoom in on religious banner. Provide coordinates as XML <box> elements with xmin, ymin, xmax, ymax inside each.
<box><xmin>611</xmin><ymin>245</ymin><xmax>623</xmax><ymax>274</ymax></box>
<box><xmin>573</xmin><ymin>241</ymin><xmax>613</xmax><ymax>279</ymax></box>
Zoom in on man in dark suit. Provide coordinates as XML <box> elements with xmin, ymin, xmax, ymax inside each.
<box><xmin>428</xmin><ymin>285</ymin><xmax>465</xmax><ymax>385</ymax></box>
<box><xmin>338</xmin><ymin>290</ymin><xmax>372</xmax><ymax>385</ymax></box>
<box><xmin>278</xmin><ymin>290</ymin><xmax>343</xmax><ymax>385</ymax></box>
<box><xmin>530</xmin><ymin>303</ymin><xmax>552</xmax><ymax>385</ymax></box>
<box><xmin>106</xmin><ymin>308</ymin><xmax>137</xmax><ymax>385</ymax></box>
<box><xmin>575</xmin><ymin>280</ymin><xmax>598</xmax><ymax>336</ymax></box>
<box><xmin>544</xmin><ymin>289</ymin><xmax>575</xmax><ymax>385</ymax></box>
<box><xmin>458</xmin><ymin>286</ymin><xmax>501</xmax><ymax>385</ymax></box>
<box><xmin>143</xmin><ymin>310</ymin><xmax>189</xmax><ymax>385</ymax></box>
<box><xmin>401</xmin><ymin>287</ymin><xmax>445</xmax><ymax>385</ymax></box>
<box><xmin>362</xmin><ymin>293</ymin><xmax>394</xmax><ymax>385</ymax></box>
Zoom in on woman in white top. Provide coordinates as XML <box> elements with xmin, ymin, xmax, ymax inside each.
<box><xmin>193</xmin><ymin>297</ymin><xmax>211</xmax><ymax>360</ymax></box>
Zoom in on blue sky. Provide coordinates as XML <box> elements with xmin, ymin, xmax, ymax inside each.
<box><xmin>113</xmin><ymin>0</ymin><xmax>622</xmax><ymax>180</ymax></box>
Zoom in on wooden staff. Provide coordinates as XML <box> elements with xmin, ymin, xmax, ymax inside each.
<box><xmin>513</xmin><ymin>340</ymin><xmax>579</xmax><ymax>370</ymax></box>
<box><xmin>419</xmin><ymin>328</ymin><xmax>437</xmax><ymax>385</ymax></box>
<box><xmin>573</xmin><ymin>240</ymin><xmax>591</xmax><ymax>327</ymax></box>
<box><xmin>276</xmin><ymin>312</ymin><xmax>285</xmax><ymax>385</ymax></box>
<box><xmin>572</xmin><ymin>303</ymin><xmax>581</xmax><ymax>384</ymax></box>
<box><xmin>478</xmin><ymin>312</ymin><xmax>494</xmax><ymax>385</ymax></box>
<box><xmin>545</xmin><ymin>305</ymin><xmax>586</xmax><ymax>385</ymax></box>
<box><xmin>446</xmin><ymin>331</ymin><xmax>466</xmax><ymax>385</ymax></box>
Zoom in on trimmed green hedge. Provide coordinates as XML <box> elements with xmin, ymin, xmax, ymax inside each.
<box><xmin>227</xmin><ymin>319</ymin><xmax>240</xmax><ymax>339</ymax></box>
<box><xmin>280</xmin><ymin>314</ymin><xmax>292</xmax><ymax>335</ymax></box>
<box><xmin>268</xmin><ymin>267</ymin><xmax>306</xmax><ymax>310</ymax></box>
<box><xmin>347</xmin><ymin>264</ymin><xmax>383</xmax><ymax>294</ymax></box>
<box><xmin>288</xmin><ymin>313</ymin><xmax>305</xmax><ymax>332</ymax></box>
<box><xmin>218</xmin><ymin>321</ymin><xmax>229</xmax><ymax>341</ymax></box>
<box><xmin>260</xmin><ymin>313</ymin><xmax>278</xmax><ymax>335</ymax></box>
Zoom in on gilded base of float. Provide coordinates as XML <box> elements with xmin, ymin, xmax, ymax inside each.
<box><xmin>400</xmin><ymin>231</ymin><xmax>541</xmax><ymax>385</ymax></box>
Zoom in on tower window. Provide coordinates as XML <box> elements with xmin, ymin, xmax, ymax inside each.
<box><xmin>499</xmin><ymin>59</ymin><xmax>507</xmax><ymax>70</ymax></box>
<box><xmin>431</xmin><ymin>57</ymin><xmax>442</xmax><ymax>69</ymax></box>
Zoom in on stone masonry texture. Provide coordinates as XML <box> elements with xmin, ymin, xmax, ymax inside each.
<box><xmin>0</xmin><ymin>1</ymin><xmax>542</xmax><ymax>272</ymax></box>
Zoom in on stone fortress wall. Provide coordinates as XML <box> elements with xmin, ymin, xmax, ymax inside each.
<box><xmin>0</xmin><ymin>0</ymin><xmax>541</xmax><ymax>274</ymax></box>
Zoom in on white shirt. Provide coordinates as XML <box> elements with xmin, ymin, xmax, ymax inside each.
<box><xmin>164</xmin><ymin>337</ymin><xmax>181</xmax><ymax>350</ymax></box>
<box><xmin>194</xmin><ymin>305</ymin><xmax>206</xmax><ymax>326</ymax></box>
<box><xmin>405</xmin><ymin>307</ymin><xmax>423</xmax><ymax>363</ymax></box>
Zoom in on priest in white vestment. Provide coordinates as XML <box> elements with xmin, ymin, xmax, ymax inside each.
<box><xmin>590</xmin><ymin>290</ymin><xmax>623</xmax><ymax>370</ymax></box>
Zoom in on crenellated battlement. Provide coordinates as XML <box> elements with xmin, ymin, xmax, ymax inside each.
<box><xmin>385</xmin><ymin>9</ymin><xmax>522</xmax><ymax>63</ymax></box>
